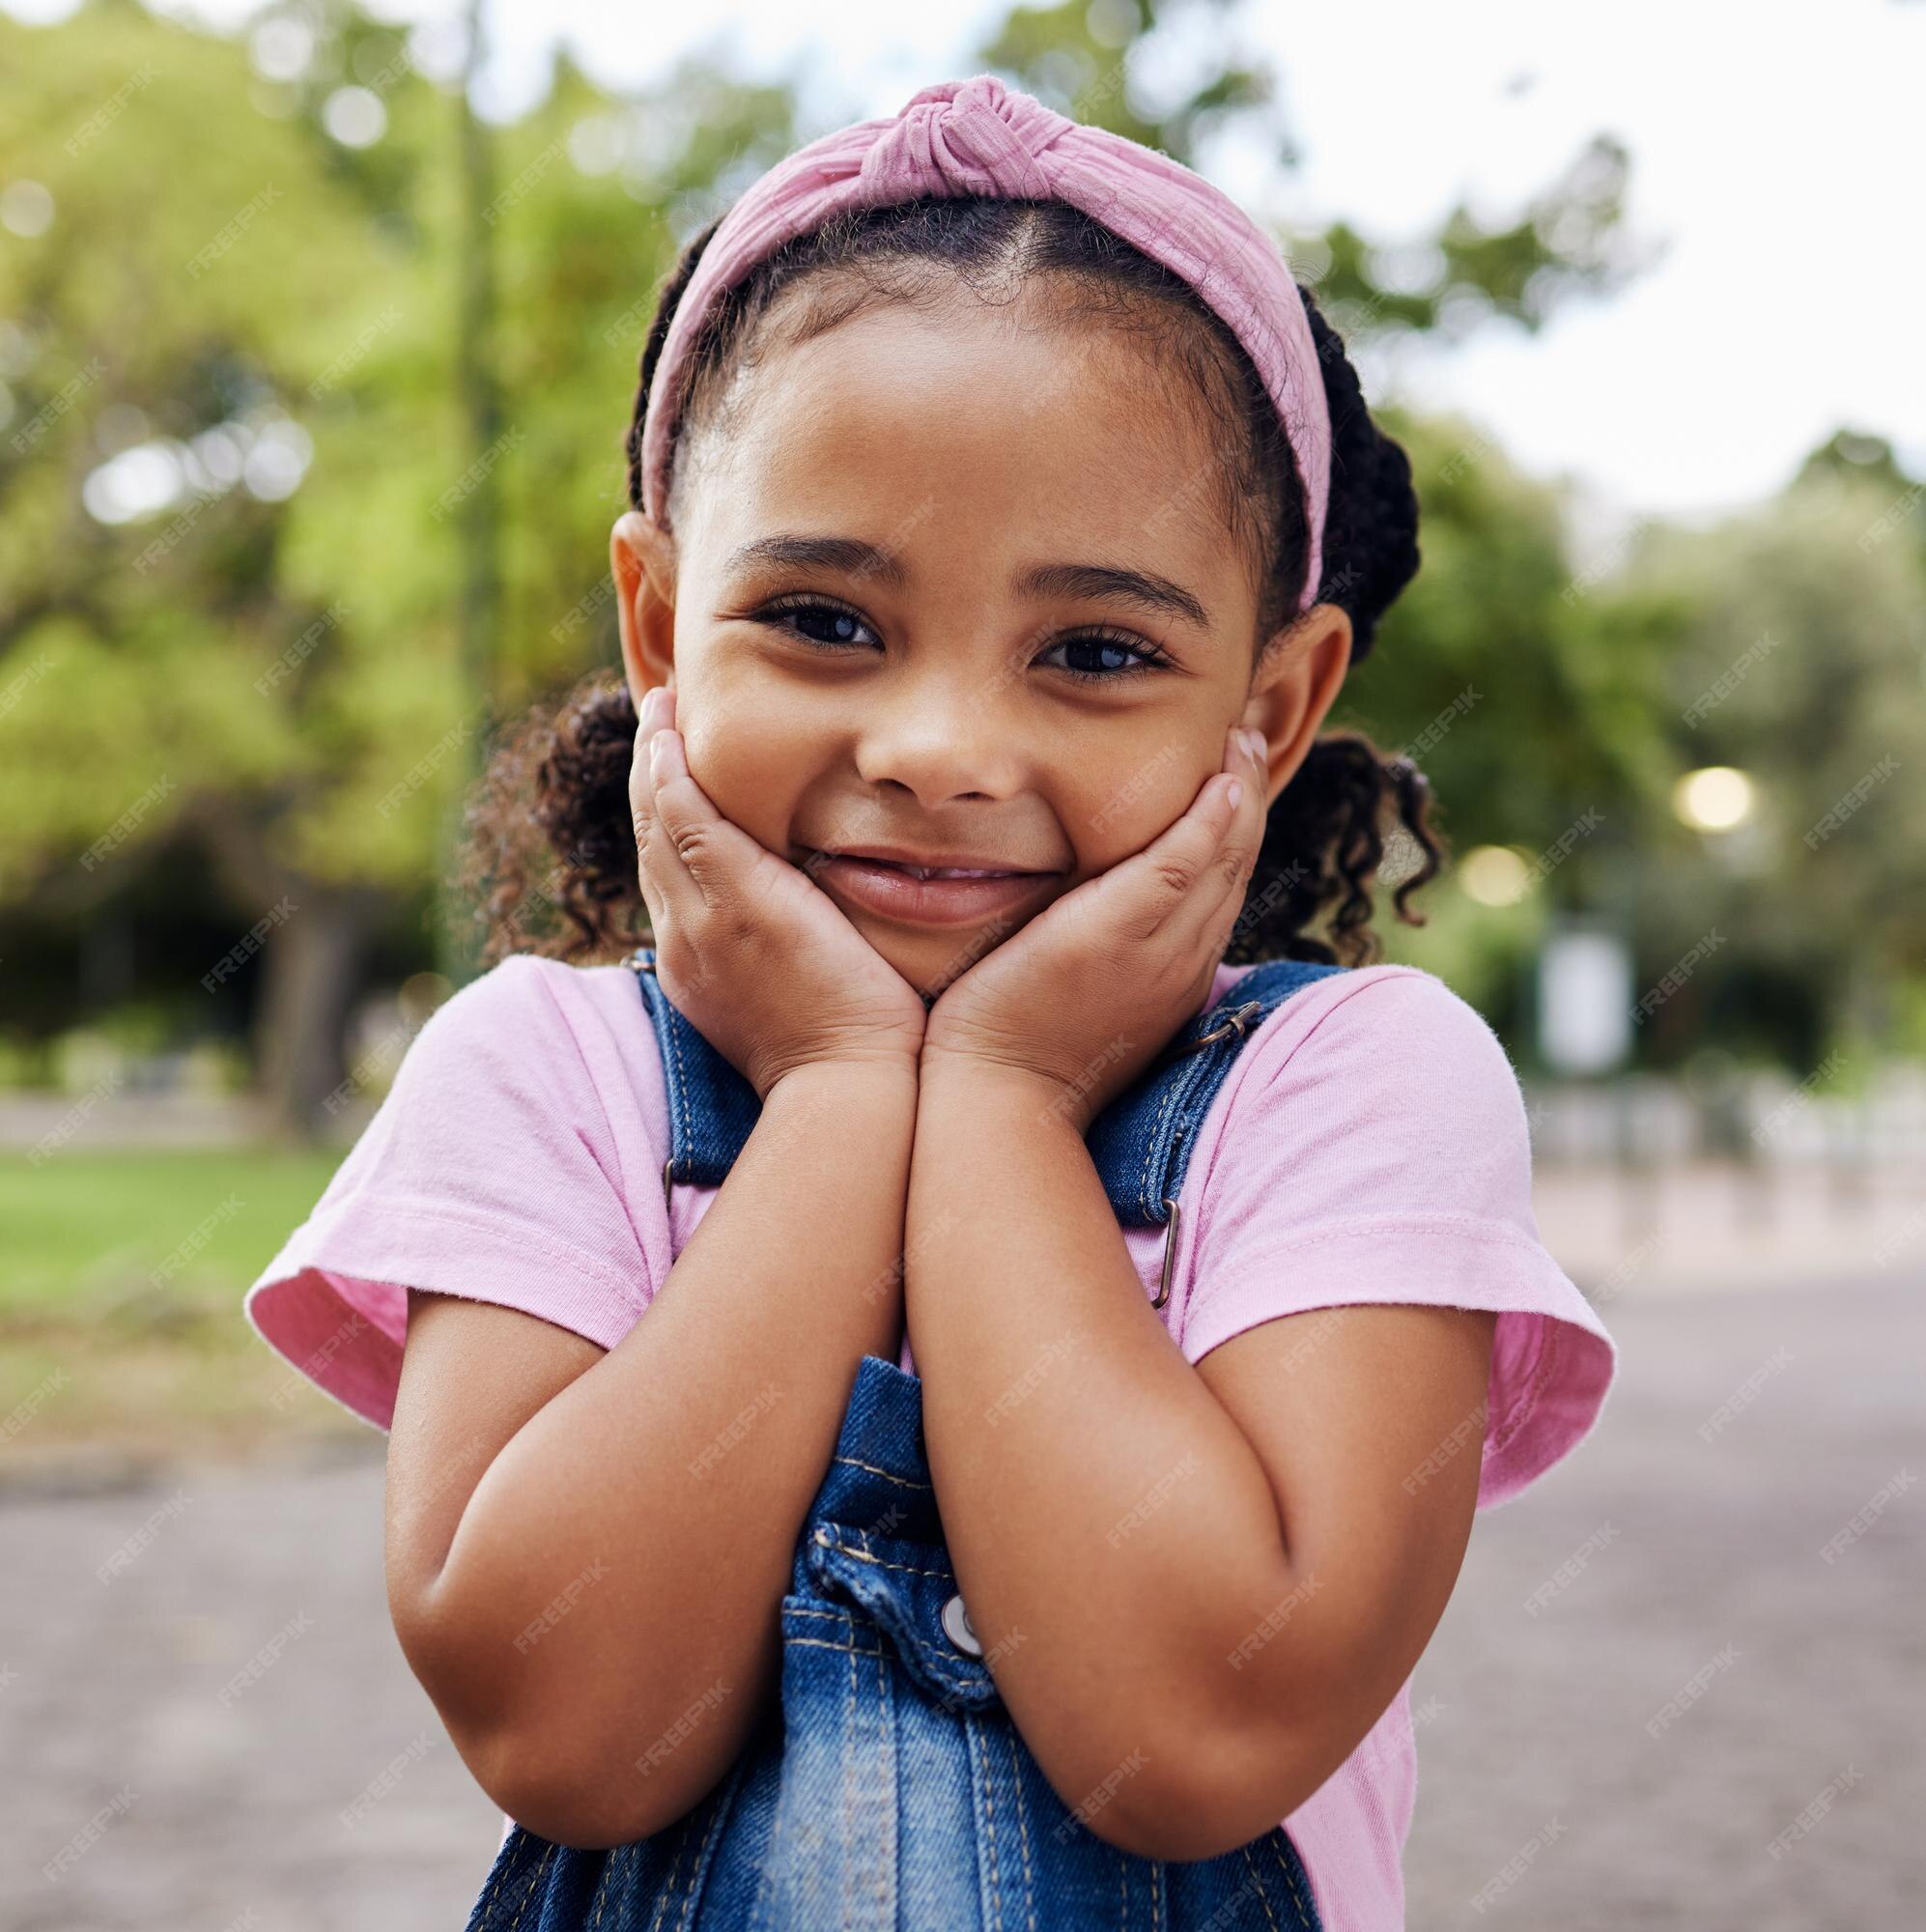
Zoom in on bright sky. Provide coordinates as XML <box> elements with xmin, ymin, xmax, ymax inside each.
<box><xmin>13</xmin><ymin>0</ymin><xmax>1925</xmax><ymax>538</ymax></box>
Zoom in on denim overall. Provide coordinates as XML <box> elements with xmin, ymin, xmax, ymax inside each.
<box><xmin>465</xmin><ymin>945</ymin><xmax>1346</xmax><ymax>1932</ymax></box>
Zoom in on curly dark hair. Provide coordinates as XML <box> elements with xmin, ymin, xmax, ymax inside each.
<box><xmin>459</xmin><ymin>195</ymin><xmax>1444</xmax><ymax>970</ymax></box>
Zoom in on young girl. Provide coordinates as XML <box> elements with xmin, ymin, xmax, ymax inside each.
<box><xmin>245</xmin><ymin>76</ymin><xmax>1617</xmax><ymax>1931</ymax></box>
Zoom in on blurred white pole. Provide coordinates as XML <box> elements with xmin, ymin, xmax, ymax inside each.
<box><xmin>1536</xmin><ymin>920</ymin><xmax>1648</xmax><ymax>1248</ymax></box>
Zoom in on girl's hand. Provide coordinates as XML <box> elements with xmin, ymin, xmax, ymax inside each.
<box><xmin>921</xmin><ymin>724</ymin><xmax>1271</xmax><ymax>1134</ymax></box>
<box><xmin>630</xmin><ymin>687</ymin><xmax>929</xmax><ymax>1100</ymax></box>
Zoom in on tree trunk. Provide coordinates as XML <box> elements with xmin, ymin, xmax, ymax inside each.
<box><xmin>253</xmin><ymin>887</ymin><xmax>385</xmax><ymax>1142</ymax></box>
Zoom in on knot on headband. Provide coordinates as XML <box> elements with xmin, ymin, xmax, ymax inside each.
<box><xmin>857</xmin><ymin>77</ymin><xmax>1067</xmax><ymax>201</ymax></box>
<box><xmin>639</xmin><ymin>75</ymin><xmax>1333</xmax><ymax>612</ymax></box>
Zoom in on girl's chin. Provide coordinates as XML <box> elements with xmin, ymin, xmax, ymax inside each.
<box><xmin>857</xmin><ymin>916</ymin><xmax>1025</xmax><ymax>1003</ymax></box>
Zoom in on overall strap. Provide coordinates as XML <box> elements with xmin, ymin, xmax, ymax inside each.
<box><xmin>1082</xmin><ymin>952</ymin><xmax>1345</xmax><ymax>1304</ymax></box>
<box><xmin>624</xmin><ymin>944</ymin><xmax>1346</xmax><ymax>1301</ymax></box>
<box><xmin>625</xmin><ymin>946</ymin><xmax>764</xmax><ymax>1210</ymax></box>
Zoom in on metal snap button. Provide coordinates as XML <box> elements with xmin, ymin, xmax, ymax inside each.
<box><xmin>941</xmin><ymin>1591</ymin><xmax>983</xmax><ymax>1658</ymax></box>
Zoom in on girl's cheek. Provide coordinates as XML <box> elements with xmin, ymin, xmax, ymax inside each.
<box><xmin>1065</xmin><ymin>769</ymin><xmax>1201</xmax><ymax>875</ymax></box>
<box><xmin>684</xmin><ymin>712</ymin><xmax>811</xmax><ymax>844</ymax></box>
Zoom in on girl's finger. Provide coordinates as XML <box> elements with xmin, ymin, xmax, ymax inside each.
<box><xmin>1170</xmin><ymin>725</ymin><xmax>1267</xmax><ymax>944</ymax></box>
<box><xmin>645</xmin><ymin>724</ymin><xmax>748</xmax><ymax>917</ymax></box>
<box><xmin>1094</xmin><ymin>732</ymin><xmax>1247</xmax><ymax>941</ymax></box>
<box><xmin>628</xmin><ymin>727</ymin><xmax>670</xmax><ymax>941</ymax></box>
<box><xmin>1224</xmin><ymin>725</ymin><xmax>1270</xmax><ymax>867</ymax></box>
<box><xmin>627</xmin><ymin>690</ymin><xmax>670</xmax><ymax>851</ymax></box>
<box><xmin>627</xmin><ymin>686</ymin><xmax>673</xmax><ymax>847</ymax></box>
<box><xmin>1193</xmin><ymin>725</ymin><xmax>1270</xmax><ymax>948</ymax></box>
<box><xmin>630</xmin><ymin>710</ymin><xmax>709</xmax><ymax>934</ymax></box>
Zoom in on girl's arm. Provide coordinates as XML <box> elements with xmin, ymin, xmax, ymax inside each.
<box><xmin>383</xmin><ymin>1055</ymin><xmax>918</xmax><ymax>1850</ymax></box>
<box><xmin>905</xmin><ymin>1055</ymin><xmax>1494</xmax><ymax>1863</ymax></box>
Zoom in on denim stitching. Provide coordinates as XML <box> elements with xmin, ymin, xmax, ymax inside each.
<box><xmin>789</xmin><ymin>1612</ymin><xmax>989</xmax><ymax>1696</ymax></box>
<box><xmin>842</xmin><ymin>1613</ymin><xmax>859</xmax><ymax>1932</ymax></box>
<box><xmin>787</xmin><ymin>1634</ymin><xmax>888</xmax><ymax>1658</ymax></box>
<box><xmin>471</xmin><ymin>1833</ymin><xmax>529</xmax><ymax>1928</ymax></box>
<box><xmin>833</xmin><ymin>1454</ymin><xmax>932</xmax><ymax>1491</ymax></box>
<box><xmin>661</xmin><ymin>988</ymin><xmax>694</xmax><ymax>1189</ymax></box>
<box><xmin>1263</xmin><ymin>1832</ymin><xmax>1317</xmax><ymax>1929</ymax></box>
<box><xmin>501</xmin><ymin>1841</ymin><xmax>556</xmax><ymax>1932</ymax></box>
<box><xmin>867</xmin><ymin>1637</ymin><xmax>892</xmax><ymax>1926</ymax></box>
<box><xmin>588</xmin><ymin>1844</ymin><xmax>616</xmax><ymax>1931</ymax></box>
<box><xmin>670</xmin><ymin>1782</ymin><xmax>736</xmax><ymax>1932</ymax></box>
<box><xmin>1235</xmin><ymin>1842</ymin><xmax>1285</xmax><ymax>1930</ymax></box>
<box><xmin>791</xmin><ymin>1578</ymin><xmax>998</xmax><ymax>1693</ymax></box>
<box><xmin>974</xmin><ymin>1712</ymin><xmax>1005</xmax><ymax>1931</ymax></box>
<box><xmin>830</xmin><ymin>1542</ymin><xmax>955</xmax><ymax>1580</ymax></box>
<box><xmin>642</xmin><ymin>1809</ymin><xmax>693</xmax><ymax>1932</ymax></box>
<box><xmin>1136</xmin><ymin>1041</ymin><xmax>1203</xmax><ymax>1221</ymax></box>
<box><xmin>999</xmin><ymin>1719</ymin><xmax>1039</xmax><ymax>1932</ymax></box>
<box><xmin>806</xmin><ymin>1626</ymin><xmax>988</xmax><ymax>1700</ymax></box>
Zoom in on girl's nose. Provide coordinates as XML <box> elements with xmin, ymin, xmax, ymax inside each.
<box><xmin>852</xmin><ymin>692</ymin><xmax>1027</xmax><ymax>809</ymax></box>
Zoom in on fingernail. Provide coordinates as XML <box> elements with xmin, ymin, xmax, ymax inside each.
<box><xmin>648</xmin><ymin>731</ymin><xmax>665</xmax><ymax>771</ymax></box>
<box><xmin>640</xmin><ymin>687</ymin><xmax>663</xmax><ymax>728</ymax></box>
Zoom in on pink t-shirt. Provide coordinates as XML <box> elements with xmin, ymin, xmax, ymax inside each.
<box><xmin>244</xmin><ymin>950</ymin><xmax>1616</xmax><ymax>1931</ymax></box>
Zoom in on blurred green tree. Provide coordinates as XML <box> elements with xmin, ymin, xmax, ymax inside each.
<box><xmin>0</xmin><ymin>0</ymin><xmax>790</xmax><ymax>1130</ymax></box>
<box><xmin>1614</xmin><ymin>440</ymin><xmax>1926</xmax><ymax>1068</ymax></box>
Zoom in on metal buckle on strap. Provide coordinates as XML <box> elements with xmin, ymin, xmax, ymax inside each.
<box><xmin>1150</xmin><ymin>997</ymin><xmax>1265</xmax><ymax>1075</ymax></box>
<box><xmin>1143</xmin><ymin>1000</ymin><xmax>1262</xmax><ymax>1304</ymax></box>
<box><xmin>1176</xmin><ymin>998</ymin><xmax>1264</xmax><ymax>1055</ymax></box>
<box><xmin>1153</xmin><ymin>1196</ymin><xmax>1181</xmax><ymax>1309</ymax></box>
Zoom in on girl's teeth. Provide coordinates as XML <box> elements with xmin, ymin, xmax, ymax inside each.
<box><xmin>837</xmin><ymin>854</ymin><xmax>1018</xmax><ymax>880</ymax></box>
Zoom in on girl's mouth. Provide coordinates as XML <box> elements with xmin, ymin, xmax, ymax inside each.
<box><xmin>805</xmin><ymin>850</ymin><xmax>1058</xmax><ymax>927</ymax></box>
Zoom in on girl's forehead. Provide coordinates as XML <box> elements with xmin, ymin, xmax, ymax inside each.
<box><xmin>689</xmin><ymin>294</ymin><xmax>1246</xmax><ymax>587</ymax></box>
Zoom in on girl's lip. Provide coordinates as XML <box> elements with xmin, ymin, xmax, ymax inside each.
<box><xmin>806</xmin><ymin>850</ymin><xmax>1058</xmax><ymax>927</ymax></box>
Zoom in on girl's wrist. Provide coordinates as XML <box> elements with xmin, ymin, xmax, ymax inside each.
<box><xmin>761</xmin><ymin>1051</ymin><xmax>921</xmax><ymax>1109</ymax></box>
<box><xmin>916</xmin><ymin>1045</ymin><xmax>1090</xmax><ymax>1135</ymax></box>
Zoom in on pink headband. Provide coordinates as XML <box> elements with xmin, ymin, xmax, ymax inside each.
<box><xmin>639</xmin><ymin>75</ymin><xmax>1331</xmax><ymax>612</ymax></box>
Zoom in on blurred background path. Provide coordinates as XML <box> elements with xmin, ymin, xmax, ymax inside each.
<box><xmin>4</xmin><ymin>1221</ymin><xmax>1917</xmax><ymax>1930</ymax></box>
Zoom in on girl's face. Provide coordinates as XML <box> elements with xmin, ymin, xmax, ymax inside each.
<box><xmin>613</xmin><ymin>282</ymin><xmax>1352</xmax><ymax>998</ymax></box>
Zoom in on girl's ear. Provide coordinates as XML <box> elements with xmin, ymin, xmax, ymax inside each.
<box><xmin>610</xmin><ymin>510</ymin><xmax>678</xmax><ymax>709</ymax></box>
<box><xmin>1244</xmin><ymin>603</ymin><xmax>1354</xmax><ymax>802</ymax></box>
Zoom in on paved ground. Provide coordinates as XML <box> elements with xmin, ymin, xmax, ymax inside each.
<box><xmin>2</xmin><ymin>1262</ymin><xmax>1917</xmax><ymax>1929</ymax></box>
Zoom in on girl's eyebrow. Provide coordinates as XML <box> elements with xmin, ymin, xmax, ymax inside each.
<box><xmin>723</xmin><ymin>534</ymin><xmax>1211</xmax><ymax>629</ymax></box>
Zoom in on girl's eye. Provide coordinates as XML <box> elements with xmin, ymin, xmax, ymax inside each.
<box><xmin>752</xmin><ymin>600</ymin><xmax>1172</xmax><ymax>684</ymax></box>
<box><xmin>1038</xmin><ymin>630</ymin><xmax>1175</xmax><ymax>684</ymax></box>
<box><xmin>755</xmin><ymin>597</ymin><xmax>879</xmax><ymax>652</ymax></box>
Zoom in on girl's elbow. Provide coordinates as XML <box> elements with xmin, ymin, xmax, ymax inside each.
<box><xmin>388</xmin><ymin>1579</ymin><xmax>764</xmax><ymax>1848</ymax></box>
<box><xmin>480</xmin><ymin>1747</ymin><xmax>655</xmax><ymax>1851</ymax></box>
<box><xmin>448</xmin><ymin>1688</ymin><xmax>748</xmax><ymax>1849</ymax></box>
<box><xmin>463</xmin><ymin>1712</ymin><xmax>722</xmax><ymax>1851</ymax></box>
<box><xmin>1081</xmin><ymin>1721</ymin><xmax>1318</xmax><ymax>1864</ymax></box>
<box><xmin>385</xmin><ymin>1599</ymin><xmax>669</xmax><ymax>1847</ymax></box>
<box><xmin>1081</xmin><ymin>1777</ymin><xmax>1267</xmax><ymax>1864</ymax></box>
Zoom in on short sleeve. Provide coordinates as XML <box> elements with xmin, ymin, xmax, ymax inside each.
<box><xmin>1176</xmin><ymin>968</ymin><xmax>1618</xmax><ymax>1510</ymax></box>
<box><xmin>243</xmin><ymin>953</ymin><xmax>659</xmax><ymax>1432</ymax></box>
